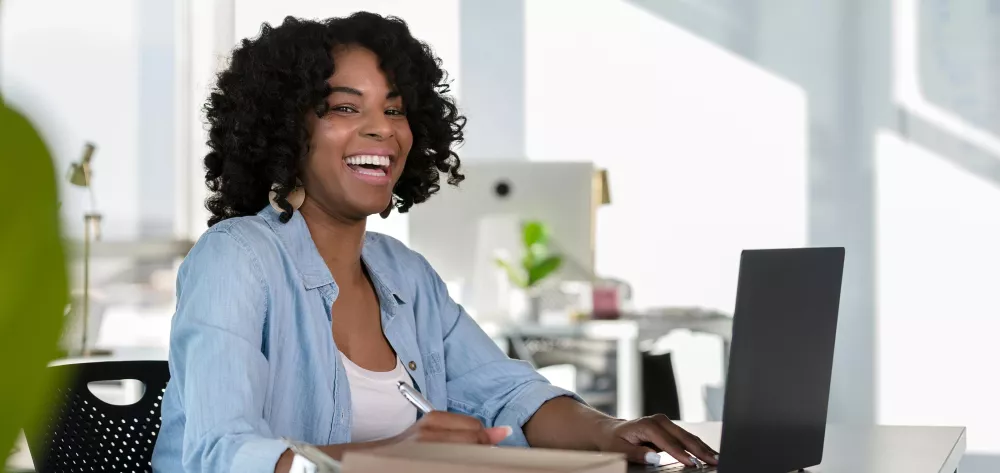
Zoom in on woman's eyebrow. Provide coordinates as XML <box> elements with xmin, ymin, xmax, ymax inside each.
<box><xmin>330</xmin><ymin>86</ymin><xmax>400</xmax><ymax>99</ymax></box>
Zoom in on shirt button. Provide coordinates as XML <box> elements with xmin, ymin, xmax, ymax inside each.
<box><xmin>408</xmin><ymin>361</ymin><xmax>417</xmax><ymax>371</ymax></box>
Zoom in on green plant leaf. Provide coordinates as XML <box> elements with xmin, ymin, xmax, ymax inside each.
<box><xmin>521</xmin><ymin>251</ymin><xmax>538</xmax><ymax>272</ymax></box>
<box><xmin>494</xmin><ymin>257</ymin><xmax>528</xmax><ymax>288</ymax></box>
<box><xmin>522</xmin><ymin>221</ymin><xmax>546</xmax><ymax>248</ymax></box>
<box><xmin>527</xmin><ymin>255</ymin><xmax>562</xmax><ymax>287</ymax></box>
<box><xmin>0</xmin><ymin>102</ymin><xmax>69</xmax><ymax>466</ymax></box>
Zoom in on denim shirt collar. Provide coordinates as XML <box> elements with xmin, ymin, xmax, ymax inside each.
<box><xmin>256</xmin><ymin>206</ymin><xmax>407</xmax><ymax>308</ymax></box>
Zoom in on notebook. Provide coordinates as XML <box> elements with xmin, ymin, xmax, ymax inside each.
<box><xmin>341</xmin><ymin>443</ymin><xmax>627</xmax><ymax>473</ymax></box>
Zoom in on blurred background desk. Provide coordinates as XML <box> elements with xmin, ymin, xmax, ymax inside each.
<box><xmin>485</xmin><ymin>309</ymin><xmax>733</xmax><ymax>421</ymax></box>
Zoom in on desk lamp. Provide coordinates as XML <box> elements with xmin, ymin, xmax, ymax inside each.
<box><xmin>67</xmin><ymin>142</ymin><xmax>101</xmax><ymax>356</ymax></box>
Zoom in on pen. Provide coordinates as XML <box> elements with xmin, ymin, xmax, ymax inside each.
<box><xmin>396</xmin><ymin>380</ymin><xmax>514</xmax><ymax>444</ymax></box>
<box><xmin>396</xmin><ymin>380</ymin><xmax>435</xmax><ymax>414</ymax></box>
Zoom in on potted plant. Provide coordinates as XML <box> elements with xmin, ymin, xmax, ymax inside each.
<box><xmin>494</xmin><ymin>220</ymin><xmax>563</xmax><ymax>322</ymax></box>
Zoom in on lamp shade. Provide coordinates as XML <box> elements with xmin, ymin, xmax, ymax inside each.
<box><xmin>67</xmin><ymin>142</ymin><xmax>96</xmax><ymax>188</ymax></box>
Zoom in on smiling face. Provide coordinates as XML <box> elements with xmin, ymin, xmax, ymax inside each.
<box><xmin>300</xmin><ymin>45</ymin><xmax>413</xmax><ymax>221</ymax></box>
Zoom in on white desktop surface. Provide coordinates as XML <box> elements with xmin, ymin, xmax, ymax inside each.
<box><xmin>672</xmin><ymin>422</ymin><xmax>966</xmax><ymax>473</ymax></box>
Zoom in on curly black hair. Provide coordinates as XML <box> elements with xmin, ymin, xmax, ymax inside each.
<box><xmin>203</xmin><ymin>12</ymin><xmax>465</xmax><ymax>226</ymax></box>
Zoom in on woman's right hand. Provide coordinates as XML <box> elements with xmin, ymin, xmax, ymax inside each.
<box><xmin>393</xmin><ymin>411</ymin><xmax>512</xmax><ymax>445</ymax></box>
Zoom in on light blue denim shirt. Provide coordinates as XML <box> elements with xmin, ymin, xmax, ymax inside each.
<box><xmin>150</xmin><ymin>206</ymin><xmax>577</xmax><ymax>472</ymax></box>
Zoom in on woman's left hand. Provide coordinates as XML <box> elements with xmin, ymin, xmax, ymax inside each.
<box><xmin>591</xmin><ymin>414</ymin><xmax>719</xmax><ymax>467</ymax></box>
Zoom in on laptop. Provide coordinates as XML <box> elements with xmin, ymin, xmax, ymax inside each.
<box><xmin>629</xmin><ymin>247</ymin><xmax>845</xmax><ymax>472</ymax></box>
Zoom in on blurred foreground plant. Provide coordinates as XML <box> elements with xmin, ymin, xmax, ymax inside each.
<box><xmin>0</xmin><ymin>100</ymin><xmax>69</xmax><ymax>468</ymax></box>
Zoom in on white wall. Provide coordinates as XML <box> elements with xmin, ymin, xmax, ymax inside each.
<box><xmin>520</xmin><ymin>1</ymin><xmax>1000</xmax><ymax>465</ymax></box>
<box><xmin>457</xmin><ymin>0</ymin><xmax>526</xmax><ymax>160</ymax></box>
<box><xmin>875</xmin><ymin>130</ymin><xmax>1000</xmax><ymax>455</ymax></box>
<box><xmin>880</xmin><ymin>0</ymin><xmax>1000</xmax><ymax>464</ymax></box>
<box><xmin>1</xmin><ymin>0</ymin><xmax>141</xmax><ymax>240</ymax></box>
<box><xmin>680</xmin><ymin>0</ymin><xmax>1000</xmax><ymax>466</ymax></box>
<box><xmin>523</xmin><ymin>0</ymin><xmax>808</xmax><ymax>313</ymax></box>
<box><xmin>176</xmin><ymin>0</ymin><xmax>235</xmax><ymax>239</ymax></box>
<box><xmin>2</xmin><ymin>0</ymin><xmax>178</xmax><ymax>241</ymax></box>
<box><xmin>517</xmin><ymin>0</ymin><xmax>809</xmax><ymax>424</ymax></box>
<box><xmin>591</xmin><ymin>3</ymin><xmax>1000</xmax><ymax>466</ymax></box>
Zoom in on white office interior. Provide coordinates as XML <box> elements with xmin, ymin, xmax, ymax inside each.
<box><xmin>2</xmin><ymin>0</ymin><xmax>998</xmax><ymax>471</ymax></box>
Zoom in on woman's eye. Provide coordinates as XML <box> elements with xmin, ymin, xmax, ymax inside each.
<box><xmin>332</xmin><ymin>105</ymin><xmax>358</xmax><ymax>113</ymax></box>
<box><xmin>385</xmin><ymin>108</ymin><xmax>405</xmax><ymax>116</ymax></box>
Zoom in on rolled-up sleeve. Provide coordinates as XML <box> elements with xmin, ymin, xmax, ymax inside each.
<box><xmin>168</xmin><ymin>231</ymin><xmax>288</xmax><ymax>472</ymax></box>
<box><xmin>419</xmin><ymin>257</ymin><xmax>582</xmax><ymax>447</ymax></box>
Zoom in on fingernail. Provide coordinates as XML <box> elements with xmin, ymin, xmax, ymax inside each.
<box><xmin>644</xmin><ymin>452</ymin><xmax>661</xmax><ymax>465</ymax></box>
<box><xmin>488</xmin><ymin>426</ymin><xmax>513</xmax><ymax>439</ymax></box>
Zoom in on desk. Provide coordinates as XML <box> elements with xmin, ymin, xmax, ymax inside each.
<box><xmin>50</xmin><ymin>346</ymin><xmax>168</xmax><ymax>366</ymax></box>
<box><xmin>9</xmin><ymin>421</ymin><xmax>964</xmax><ymax>473</ymax></box>
<box><xmin>498</xmin><ymin>312</ymin><xmax>733</xmax><ymax>420</ymax></box>
<box><xmin>626</xmin><ymin>422</ymin><xmax>967</xmax><ymax>473</ymax></box>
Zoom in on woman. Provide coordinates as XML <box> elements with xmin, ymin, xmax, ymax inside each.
<box><xmin>151</xmin><ymin>12</ymin><xmax>718</xmax><ymax>473</ymax></box>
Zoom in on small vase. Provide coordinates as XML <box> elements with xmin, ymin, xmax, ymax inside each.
<box><xmin>526</xmin><ymin>290</ymin><xmax>543</xmax><ymax>324</ymax></box>
<box><xmin>507</xmin><ymin>287</ymin><xmax>543</xmax><ymax>324</ymax></box>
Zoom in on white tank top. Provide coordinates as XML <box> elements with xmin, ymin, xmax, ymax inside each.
<box><xmin>339</xmin><ymin>353</ymin><xmax>417</xmax><ymax>442</ymax></box>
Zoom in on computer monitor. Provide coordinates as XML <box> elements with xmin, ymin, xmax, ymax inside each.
<box><xmin>407</xmin><ymin>160</ymin><xmax>597</xmax><ymax>316</ymax></box>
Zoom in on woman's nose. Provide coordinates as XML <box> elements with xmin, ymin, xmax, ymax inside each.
<box><xmin>360</xmin><ymin>112</ymin><xmax>393</xmax><ymax>140</ymax></box>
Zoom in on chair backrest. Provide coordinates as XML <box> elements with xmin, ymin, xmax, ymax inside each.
<box><xmin>24</xmin><ymin>360</ymin><xmax>170</xmax><ymax>473</ymax></box>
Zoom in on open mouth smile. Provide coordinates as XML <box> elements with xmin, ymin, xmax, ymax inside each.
<box><xmin>344</xmin><ymin>154</ymin><xmax>393</xmax><ymax>185</ymax></box>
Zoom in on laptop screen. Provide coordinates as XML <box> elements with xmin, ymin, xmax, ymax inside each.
<box><xmin>718</xmin><ymin>247</ymin><xmax>845</xmax><ymax>472</ymax></box>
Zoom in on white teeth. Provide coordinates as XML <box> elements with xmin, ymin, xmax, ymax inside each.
<box><xmin>345</xmin><ymin>154</ymin><xmax>389</xmax><ymax>179</ymax></box>
<box><xmin>353</xmin><ymin>167</ymin><xmax>386</xmax><ymax>177</ymax></box>
<box><xmin>345</xmin><ymin>155</ymin><xmax>390</xmax><ymax>167</ymax></box>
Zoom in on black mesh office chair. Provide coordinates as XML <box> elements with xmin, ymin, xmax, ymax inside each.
<box><xmin>24</xmin><ymin>360</ymin><xmax>170</xmax><ymax>473</ymax></box>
